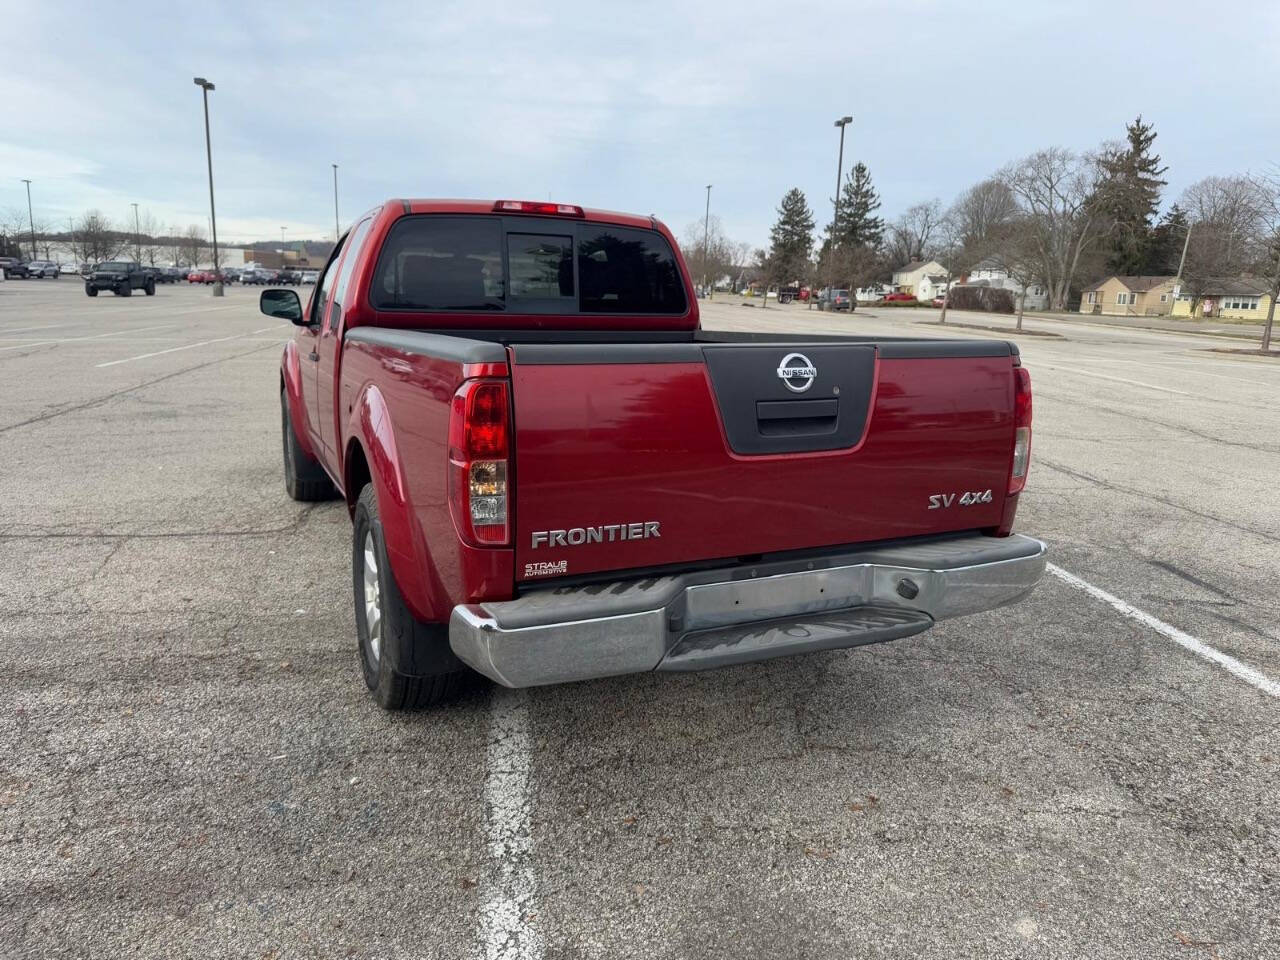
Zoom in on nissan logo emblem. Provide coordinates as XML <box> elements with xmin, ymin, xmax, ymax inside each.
<box><xmin>776</xmin><ymin>352</ymin><xmax>817</xmax><ymax>393</ymax></box>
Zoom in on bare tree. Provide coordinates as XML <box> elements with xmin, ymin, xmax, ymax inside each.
<box><xmin>179</xmin><ymin>224</ymin><xmax>208</xmax><ymax>268</ymax></box>
<box><xmin>950</xmin><ymin>179</ymin><xmax>1019</xmax><ymax>263</ymax></box>
<box><xmin>76</xmin><ymin>210</ymin><xmax>121</xmax><ymax>264</ymax></box>
<box><xmin>2</xmin><ymin>208</ymin><xmax>33</xmax><ymax>258</ymax></box>
<box><xmin>887</xmin><ymin>199</ymin><xmax>943</xmax><ymax>267</ymax></box>
<box><xmin>1247</xmin><ymin>170</ymin><xmax>1280</xmax><ymax>351</ymax></box>
<box><xmin>681</xmin><ymin>215</ymin><xmax>735</xmax><ymax>294</ymax></box>
<box><xmin>138</xmin><ymin>211</ymin><xmax>166</xmax><ymax>267</ymax></box>
<box><xmin>1178</xmin><ymin>176</ymin><xmax>1264</xmax><ymax>316</ymax></box>
<box><xmin>991</xmin><ymin>218</ymin><xmax>1044</xmax><ymax>331</ymax></box>
<box><xmin>998</xmin><ymin>147</ymin><xmax>1108</xmax><ymax>311</ymax></box>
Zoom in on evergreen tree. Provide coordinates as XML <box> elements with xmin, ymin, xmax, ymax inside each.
<box><xmin>767</xmin><ymin>188</ymin><xmax>815</xmax><ymax>284</ymax></box>
<box><xmin>1147</xmin><ymin>203</ymin><xmax>1189</xmax><ymax>275</ymax></box>
<box><xmin>1099</xmin><ymin>115</ymin><xmax>1168</xmax><ymax>275</ymax></box>
<box><xmin>832</xmin><ymin>162</ymin><xmax>884</xmax><ymax>249</ymax></box>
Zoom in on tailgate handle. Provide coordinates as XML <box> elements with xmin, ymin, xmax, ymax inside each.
<box><xmin>755</xmin><ymin>399</ymin><xmax>838</xmax><ymax>437</ymax></box>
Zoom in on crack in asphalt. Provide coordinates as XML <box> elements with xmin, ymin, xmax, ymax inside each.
<box><xmin>0</xmin><ymin>341</ymin><xmax>280</xmax><ymax>435</ymax></box>
<box><xmin>0</xmin><ymin>504</ymin><xmax>323</xmax><ymax>540</ymax></box>
<box><xmin>1034</xmin><ymin>390</ymin><xmax>1280</xmax><ymax>454</ymax></box>
<box><xmin>1038</xmin><ymin>458</ymin><xmax>1280</xmax><ymax>545</ymax></box>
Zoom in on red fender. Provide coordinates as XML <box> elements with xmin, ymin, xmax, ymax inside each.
<box><xmin>348</xmin><ymin>385</ymin><xmax>446</xmax><ymax>623</ymax></box>
<box><xmin>279</xmin><ymin>342</ymin><xmax>318</xmax><ymax>461</ymax></box>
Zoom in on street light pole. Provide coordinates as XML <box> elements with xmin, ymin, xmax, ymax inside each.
<box><xmin>280</xmin><ymin>226</ymin><xmax>287</xmax><ymax>247</ymax></box>
<box><xmin>132</xmin><ymin>202</ymin><xmax>141</xmax><ymax>262</ymax></box>
<box><xmin>193</xmin><ymin>77</ymin><xmax>223</xmax><ymax>297</ymax></box>
<box><xmin>332</xmin><ymin>164</ymin><xmax>340</xmax><ymax>241</ymax></box>
<box><xmin>21</xmin><ymin>179</ymin><xmax>36</xmax><ymax>261</ymax></box>
<box><xmin>830</xmin><ymin>116</ymin><xmax>853</xmax><ymax>311</ymax></box>
<box><xmin>702</xmin><ymin>184</ymin><xmax>712</xmax><ymax>300</ymax></box>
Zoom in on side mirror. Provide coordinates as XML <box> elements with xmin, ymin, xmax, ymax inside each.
<box><xmin>260</xmin><ymin>288</ymin><xmax>304</xmax><ymax>325</ymax></box>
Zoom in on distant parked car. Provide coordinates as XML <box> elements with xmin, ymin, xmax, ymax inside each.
<box><xmin>26</xmin><ymin>260</ymin><xmax>61</xmax><ymax>279</ymax></box>
<box><xmin>1</xmin><ymin>258</ymin><xmax>30</xmax><ymax>279</ymax></box>
<box><xmin>299</xmin><ymin>269</ymin><xmax>318</xmax><ymax>284</ymax></box>
<box><xmin>277</xmin><ymin>268</ymin><xmax>302</xmax><ymax>285</ymax></box>
<box><xmin>931</xmin><ymin>297</ymin><xmax>945</xmax><ymax>308</ymax></box>
<box><xmin>817</xmin><ymin>288</ymin><xmax>851</xmax><ymax>311</ymax></box>
<box><xmin>882</xmin><ymin>292</ymin><xmax>917</xmax><ymax>303</ymax></box>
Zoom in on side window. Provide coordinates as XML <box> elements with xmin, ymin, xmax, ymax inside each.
<box><xmin>311</xmin><ymin>233</ymin><xmax>348</xmax><ymax>325</ymax></box>
<box><xmin>373</xmin><ymin>216</ymin><xmax>504</xmax><ymax>311</ymax></box>
<box><xmin>327</xmin><ymin>216</ymin><xmax>374</xmax><ymax>331</ymax></box>
<box><xmin>576</xmin><ymin>225</ymin><xmax>686</xmax><ymax>314</ymax></box>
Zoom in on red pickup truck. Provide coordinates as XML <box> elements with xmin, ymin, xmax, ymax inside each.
<box><xmin>260</xmin><ymin>199</ymin><xmax>1045</xmax><ymax>710</ymax></box>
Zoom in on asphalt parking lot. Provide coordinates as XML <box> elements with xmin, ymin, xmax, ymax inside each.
<box><xmin>2</xmin><ymin>279</ymin><xmax>1277</xmax><ymax>959</ymax></box>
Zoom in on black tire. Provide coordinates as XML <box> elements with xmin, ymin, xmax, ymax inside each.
<box><xmin>85</xmin><ymin>285</ymin><xmax>97</xmax><ymax>297</ymax></box>
<box><xmin>280</xmin><ymin>389</ymin><xmax>337</xmax><ymax>501</ymax></box>
<box><xmin>118</xmin><ymin>283</ymin><xmax>131</xmax><ymax>297</ymax></box>
<box><xmin>353</xmin><ymin>483</ymin><xmax>471</xmax><ymax>710</ymax></box>
<box><xmin>144</xmin><ymin>281</ymin><xmax>155</xmax><ymax>296</ymax></box>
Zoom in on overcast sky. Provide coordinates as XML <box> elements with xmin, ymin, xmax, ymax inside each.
<box><xmin>3</xmin><ymin>0</ymin><xmax>1278</xmax><ymax>252</ymax></box>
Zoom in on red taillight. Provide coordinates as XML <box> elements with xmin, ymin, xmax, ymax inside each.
<box><xmin>449</xmin><ymin>379</ymin><xmax>511</xmax><ymax>546</ymax></box>
<box><xmin>1009</xmin><ymin>366</ymin><xmax>1032</xmax><ymax>494</ymax></box>
<box><xmin>493</xmin><ymin>200</ymin><xmax>585</xmax><ymax>217</ymax></box>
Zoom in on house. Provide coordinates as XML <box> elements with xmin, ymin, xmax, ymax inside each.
<box><xmin>892</xmin><ymin>260</ymin><xmax>950</xmax><ymax>299</ymax></box>
<box><xmin>965</xmin><ymin>258</ymin><xmax>1048</xmax><ymax>310</ymax></box>
<box><xmin>1078</xmin><ymin>275</ymin><xmax>1178</xmax><ymax>316</ymax></box>
<box><xmin>1170</xmin><ymin>278</ymin><xmax>1274</xmax><ymax>320</ymax></box>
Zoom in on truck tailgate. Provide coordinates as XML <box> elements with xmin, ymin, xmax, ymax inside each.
<box><xmin>508</xmin><ymin>340</ymin><xmax>1018</xmax><ymax>582</ymax></box>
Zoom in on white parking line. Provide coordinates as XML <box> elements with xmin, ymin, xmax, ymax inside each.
<box><xmin>480</xmin><ymin>688</ymin><xmax>542</xmax><ymax>960</ymax></box>
<box><xmin>1047</xmin><ymin>563</ymin><xmax>1280</xmax><ymax>699</ymax></box>
<box><xmin>94</xmin><ymin>326</ymin><xmax>279</xmax><ymax>367</ymax></box>
<box><xmin>1035</xmin><ymin>364</ymin><xmax>1193</xmax><ymax>397</ymax></box>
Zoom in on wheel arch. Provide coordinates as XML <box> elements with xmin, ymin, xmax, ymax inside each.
<box><xmin>346</xmin><ymin>384</ymin><xmax>447</xmax><ymax>623</ymax></box>
<box><xmin>279</xmin><ymin>341</ymin><xmax>317</xmax><ymax>461</ymax></box>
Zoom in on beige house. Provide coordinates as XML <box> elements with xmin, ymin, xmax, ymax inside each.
<box><xmin>892</xmin><ymin>260</ymin><xmax>949</xmax><ymax>298</ymax></box>
<box><xmin>1171</xmin><ymin>278</ymin><xmax>1274</xmax><ymax>320</ymax></box>
<box><xmin>1079</xmin><ymin>275</ymin><xmax>1178</xmax><ymax>316</ymax></box>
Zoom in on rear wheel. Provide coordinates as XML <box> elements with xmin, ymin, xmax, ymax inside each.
<box><xmin>353</xmin><ymin>484</ymin><xmax>471</xmax><ymax>710</ymax></box>
<box><xmin>280</xmin><ymin>389</ymin><xmax>337</xmax><ymax>501</ymax></box>
<box><xmin>144</xmin><ymin>281</ymin><xmax>155</xmax><ymax>296</ymax></box>
<box><xmin>85</xmin><ymin>285</ymin><xmax>97</xmax><ymax>297</ymax></box>
<box><xmin>118</xmin><ymin>283</ymin><xmax>131</xmax><ymax>297</ymax></box>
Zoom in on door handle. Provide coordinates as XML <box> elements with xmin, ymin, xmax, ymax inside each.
<box><xmin>308</xmin><ymin>350</ymin><xmax>319</xmax><ymax>362</ymax></box>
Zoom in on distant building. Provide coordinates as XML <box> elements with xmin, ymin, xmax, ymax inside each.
<box><xmin>1079</xmin><ymin>275</ymin><xmax>1178</xmax><ymax>316</ymax></box>
<box><xmin>964</xmin><ymin>258</ymin><xmax>1048</xmax><ymax>310</ymax></box>
<box><xmin>1171</xmin><ymin>278</ymin><xmax>1273</xmax><ymax>320</ymax></box>
<box><xmin>892</xmin><ymin>260</ymin><xmax>950</xmax><ymax>300</ymax></box>
<box><xmin>240</xmin><ymin>244</ymin><xmax>332</xmax><ymax>270</ymax></box>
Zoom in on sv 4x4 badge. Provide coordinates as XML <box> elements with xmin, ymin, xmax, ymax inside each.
<box><xmin>928</xmin><ymin>489</ymin><xmax>993</xmax><ymax>509</ymax></box>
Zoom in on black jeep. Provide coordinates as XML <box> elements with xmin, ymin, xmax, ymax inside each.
<box><xmin>85</xmin><ymin>261</ymin><xmax>154</xmax><ymax>297</ymax></box>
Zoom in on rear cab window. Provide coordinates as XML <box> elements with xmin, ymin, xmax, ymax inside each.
<box><xmin>370</xmin><ymin>215</ymin><xmax>687</xmax><ymax>316</ymax></box>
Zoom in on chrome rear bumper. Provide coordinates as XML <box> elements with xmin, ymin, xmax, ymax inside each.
<box><xmin>449</xmin><ymin>533</ymin><xmax>1047</xmax><ymax>688</ymax></box>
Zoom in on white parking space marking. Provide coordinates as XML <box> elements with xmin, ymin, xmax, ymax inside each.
<box><xmin>480</xmin><ymin>689</ymin><xmax>542</xmax><ymax>960</ymax></box>
<box><xmin>1048</xmin><ymin>563</ymin><xmax>1280</xmax><ymax>699</ymax></box>
<box><xmin>1034</xmin><ymin>364</ymin><xmax>1193</xmax><ymax>397</ymax></box>
<box><xmin>95</xmin><ymin>326</ymin><xmax>280</xmax><ymax>367</ymax></box>
<box><xmin>0</xmin><ymin>340</ymin><xmax>55</xmax><ymax>353</ymax></box>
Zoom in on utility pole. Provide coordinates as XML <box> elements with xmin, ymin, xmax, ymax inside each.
<box><xmin>1172</xmin><ymin>223</ymin><xmax>1192</xmax><ymax>317</ymax></box>
<box><xmin>21</xmin><ymin>179</ymin><xmax>37</xmax><ymax>260</ymax></box>
<box><xmin>281</xmin><ymin>226</ymin><xmax>287</xmax><ymax>248</ymax></box>
<box><xmin>332</xmin><ymin>164</ymin><xmax>340</xmax><ymax>241</ymax></box>
<box><xmin>193</xmin><ymin>77</ymin><xmax>223</xmax><ymax>296</ymax></box>
<box><xmin>830</xmin><ymin>116</ymin><xmax>853</xmax><ymax>311</ymax></box>
<box><xmin>68</xmin><ymin>216</ymin><xmax>75</xmax><ymax>265</ymax></box>
<box><xmin>702</xmin><ymin>184</ymin><xmax>712</xmax><ymax>300</ymax></box>
<box><xmin>132</xmin><ymin>203</ymin><xmax>141</xmax><ymax>261</ymax></box>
